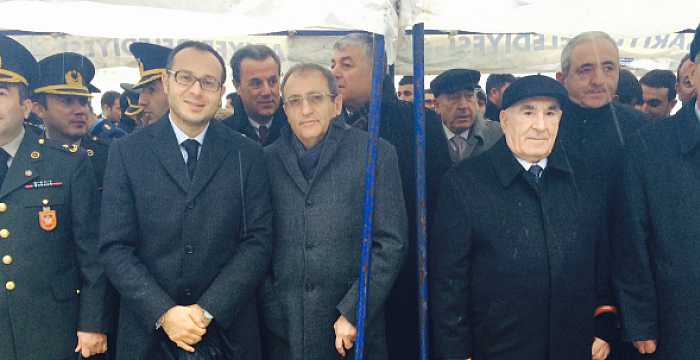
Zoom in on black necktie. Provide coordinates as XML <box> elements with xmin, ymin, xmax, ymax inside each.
<box><xmin>181</xmin><ymin>139</ymin><xmax>200</xmax><ymax>179</ymax></box>
<box><xmin>528</xmin><ymin>164</ymin><xmax>544</xmax><ymax>184</ymax></box>
<box><xmin>0</xmin><ymin>149</ymin><xmax>10</xmax><ymax>187</ymax></box>
<box><xmin>258</xmin><ymin>125</ymin><xmax>269</xmax><ymax>145</ymax></box>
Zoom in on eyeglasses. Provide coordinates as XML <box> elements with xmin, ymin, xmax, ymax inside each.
<box><xmin>167</xmin><ymin>70</ymin><xmax>222</xmax><ymax>92</ymax></box>
<box><xmin>284</xmin><ymin>92</ymin><xmax>335</xmax><ymax>109</ymax></box>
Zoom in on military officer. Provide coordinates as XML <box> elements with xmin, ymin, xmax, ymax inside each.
<box><xmin>32</xmin><ymin>52</ymin><xmax>111</xmax><ymax>188</ymax></box>
<box><xmin>0</xmin><ymin>35</ymin><xmax>108</xmax><ymax>359</ymax></box>
<box><xmin>129</xmin><ymin>42</ymin><xmax>171</xmax><ymax>126</ymax></box>
<box><xmin>117</xmin><ymin>83</ymin><xmax>142</xmax><ymax>132</ymax></box>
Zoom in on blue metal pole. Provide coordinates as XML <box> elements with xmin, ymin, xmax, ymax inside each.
<box><xmin>354</xmin><ymin>34</ymin><xmax>385</xmax><ymax>360</ymax></box>
<box><xmin>412</xmin><ymin>23</ymin><xmax>429</xmax><ymax>360</ymax></box>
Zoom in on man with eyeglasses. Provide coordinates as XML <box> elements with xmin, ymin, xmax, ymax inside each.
<box><xmin>100</xmin><ymin>41</ymin><xmax>272</xmax><ymax>360</ymax></box>
<box><xmin>431</xmin><ymin>69</ymin><xmax>502</xmax><ymax>164</ymax></box>
<box><xmin>129</xmin><ymin>42</ymin><xmax>172</xmax><ymax>126</ymax></box>
<box><xmin>261</xmin><ymin>62</ymin><xmax>406</xmax><ymax>359</ymax></box>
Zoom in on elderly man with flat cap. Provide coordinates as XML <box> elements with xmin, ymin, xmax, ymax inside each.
<box><xmin>431</xmin><ymin>75</ymin><xmax>614</xmax><ymax>360</ymax></box>
<box><xmin>0</xmin><ymin>35</ymin><xmax>108</xmax><ymax>359</ymax></box>
<box><xmin>130</xmin><ymin>42</ymin><xmax>172</xmax><ymax>126</ymax></box>
<box><xmin>614</xmin><ymin>24</ymin><xmax>700</xmax><ymax>360</ymax></box>
<box><xmin>430</xmin><ymin>69</ymin><xmax>502</xmax><ymax>163</ymax></box>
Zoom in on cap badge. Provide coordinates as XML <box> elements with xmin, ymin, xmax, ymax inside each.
<box><xmin>65</xmin><ymin>70</ymin><xmax>84</xmax><ymax>87</ymax></box>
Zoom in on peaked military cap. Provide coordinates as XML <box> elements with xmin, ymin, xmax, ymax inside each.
<box><xmin>0</xmin><ymin>35</ymin><xmax>38</xmax><ymax>86</ymax></box>
<box><xmin>34</xmin><ymin>52</ymin><xmax>100</xmax><ymax>97</ymax></box>
<box><xmin>430</xmin><ymin>68</ymin><xmax>481</xmax><ymax>97</ymax></box>
<box><xmin>129</xmin><ymin>42</ymin><xmax>172</xmax><ymax>89</ymax></box>
<box><xmin>691</xmin><ymin>23</ymin><xmax>700</xmax><ymax>63</ymax></box>
<box><xmin>119</xmin><ymin>83</ymin><xmax>142</xmax><ymax>117</ymax></box>
<box><xmin>501</xmin><ymin>75</ymin><xmax>568</xmax><ymax>110</ymax></box>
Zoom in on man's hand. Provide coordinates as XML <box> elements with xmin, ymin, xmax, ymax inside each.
<box><xmin>161</xmin><ymin>305</ymin><xmax>207</xmax><ymax>352</ymax></box>
<box><xmin>592</xmin><ymin>337</ymin><xmax>610</xmax><ymax>360</ymax></box>
<box><xmin>633</xmin><ymin>340</ymin><xmax>657</xmax><ymax>354</ymax></box>
<box><xmin>333</xmin><ymin>315</ymin><xmax>357</xmax><ymax>358</ymax></box>
<box><xmin>188</xmin><ymin>304</ymin><xmax>212</xmax><ymax>329</ymax></box>
<box><xmin>75</xmin><ymin>331</ymin><xmax>107</xmax><ymax>358</ymax></box>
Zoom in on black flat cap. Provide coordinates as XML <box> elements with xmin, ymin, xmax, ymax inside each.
<box><xmin>430</xmin><ymin>69</ymin><xmax>481</xmax><ymax>97</ymax></box>
<box><xmin>0</xmin><ymin>35</ymin><xmax>38</xmax><ymax>87</ymax></box>
<box><xmin>691</xmin><ymin>23</ymin><xmax>700</xmax><ymax>63</ymax></box>
<box><xmin>129</xmin><ymin>42</ymin><xmax>172</xmax><ymax>89</ymax></box>
<box><xmin>501</xmin><ymin>75</ymin><xmax>568</xmax><ymax>110</ymax></box>
<box><xmin>34</xmin><ymin>52</ymin><xmax>100</xmax><ymax>97</ymax></box>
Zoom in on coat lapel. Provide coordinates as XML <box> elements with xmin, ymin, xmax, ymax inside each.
<box><xmin>678</xmin><ymin>101</ymin><xmax>700</xmax><ymax>156</ymax></box>
<box><xmin>148</xmin><ymin>116</ymin><xmax>190</xmax><ymax>194</ymax></box>
<box><xmin>0</xmin><ymin>128</ymin><xmax>41</xmax><ymax>200</ymax></box>
<box><xmin>186</xmin><ymin>122</ymin><xmax>233</xmax><ymax>203</ymax></box>
<box><xmin>277</xmin><ymin>127</ymin><xmax>309</xmax><ymax>194</ymax></box>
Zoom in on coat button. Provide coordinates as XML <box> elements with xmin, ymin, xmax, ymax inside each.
<box><xmin>184</xmin><ymin>245</ymin><xmax>194</xmax><ymax>254</ymax></box>
<box><xmin>305</xmin><ymin>199</ymin><xmax>313</xmax><ymax>207</ymax></box>
<box><xmin>2</xmin><ymin>255</ymin><xmax>12</xmax><ymax>265</ymax></box>
<box><xmin>0</xmin><ymin>229</ymin><xmax>9</xmax><ymax>239</ymax></box>
<box><xmin>305</xmin><ymin>283</ymin><xmax>314</xmax><ymax>292</ymax></box>
<box><xmin>305</xmin><ymin>242</ymin><xmax>314</xmax><ymax>250</ymax></box>
<box><xmin>5</xmin><ymin>281</ymin><xmax>15</xmax><ymax>291</ymax></box>
<box><xmin>0</xmin><ymin>203</ymin><xmax>7</xmax><ymax>213</ymax></box>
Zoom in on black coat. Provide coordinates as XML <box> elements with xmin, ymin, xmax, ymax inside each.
<box><xmin>262</xmin><ymin>121</ymin><xmax>407</xmax><ymax>359</ymax></box>
<box><xmin>222</xmin><ymin>94</ymin><xmax>287</xmax><ymax>146</ymax></box>
<box><xmin>558</xmin><ymin>102</ymin><xmax>647</xmax><ymax>310</ymax></box>
<box><xmin>430</xmin><ymin>139</ymin><xmax>598</xmax><ymax>360</ymax></box>
<box><xmin>0</xmin><ymin>128</ymin><xmax>108</xmax><ymax>360</ymax></box>
<box><xmin>344</xmin><ymin>92</ymin><xmax>452</xmax><ymax>360</ymax></box>
<box><xmin>614</xmin><ymin>101</ymin><xmax>700</xmax><ymax>360</ymax></box>
<box><xmin>99</xmin><ymin>117</ymin><xmax>273</xmax><ymax>359</ymax></box>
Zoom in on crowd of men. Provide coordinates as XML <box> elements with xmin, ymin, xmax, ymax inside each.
<box><xmin>0</xmin><ymin>23</ymin><xmax>699</xmax><ymax>360</ymax></box>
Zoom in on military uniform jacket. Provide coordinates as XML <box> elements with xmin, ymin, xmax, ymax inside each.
<box><xmin>262</xmin><ymin>121</ymin><xmax>407</xmax><ymax>360</ymax></box>
<box><xmin>614</xmin><ymin>101</ymin><xmax>700</xmax><ymax>360</ymax></box>
<box><xmin>99</xmin><ymin>116</ymin><xmax>273</xmax><ymax>359</ymax></box>
<box><xmin>0</xmin><ymin>127</ymin><xmax>107</xmax><ymax>360</ymax></box>
<box><xmin>430</xmin><ymin>139</ymin><xmax>598</xmax><ymax>360</ymax></box>
<box><xmin>80</xmin><ymin>134</ymin><xmax>110</xmax><ymax>189</ymax></box>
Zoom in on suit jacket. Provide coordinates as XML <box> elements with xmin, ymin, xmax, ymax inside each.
<box><xmin>444</xmin><ymin>116</ymin><xmax>503</xmax><ymax>163</ymax></box>
<box><xmin>222</xmin><ymin>94</ymin><xmax>287</xmax><ymax>146</ymax></box>
<box><xmin>430</xmin><ymin>138</ymin><xmax>599</xmax><ymax>360</ymax></box>
<box><xmin>614</xmin><ymin>101</ymin><xmax>700</xmax><ymax>359</ymax></box>
<box><xmin>0</xmin><ymin>127</ymin><xmax>107</xmax><ymax>360</ymax></box>
<box><xmin>262</xmin><ymin>120</ymin><xmax>407</xmax><ymax>360</ymax></box>
<box><xmin>99</xmin><ymin>116</ymin><xmax>273</xmax><ymax>359</ymax></box>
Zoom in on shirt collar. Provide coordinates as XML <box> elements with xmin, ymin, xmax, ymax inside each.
<box><xmin>169</xmin><ymin>115</ymin><xmax>209</xmax><ymax>145</ymax></box>
<box><xmin>442</xmin><ymin>122</ymin><xmax>469</xmax><ymax>141</ymax></box>
<box><xmin>248</xmin><ymin>117</ymin><xmax>272</xmax><ymax>130</ymax></box>
<box><xmin>1</xmin><ymin>127</ymin><xmax>25</xmax><ymax>159</ymax></box>
<box><xmin>695</xmin><ymin>101</ymin><xmax>700</xmax><ymax>124</ymax></box>
<box><xmin>514</xmin><ymin>155</ymin><xmax>548</xmax><ymax>171</ymax></box>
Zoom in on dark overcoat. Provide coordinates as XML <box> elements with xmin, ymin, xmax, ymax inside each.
<box><xmin>0</xmin><ymin>127</ymin><xmax>108</xmax><ymax>360</ymax></box>
<box><xmin>430</xmin><ymin>138</ymin><xmax>599</xmax><ymax>360</ymax></box>
<box><xmin>262</xmin><ymin>120</ymin><xmax>407</xmax><ymax>360</ymax></box>
<box><xmin>99</xmin><ymin>116</ymin><xmax>273</xmax><ymax>359</ymax></box>
<box><xmin>614</xmin><ymin>101</ymin><xmax>700</xmax><ymax>360</ymax></box>
<box><xmin>222</xmin><ymin>93</ymin><xmax>287</xmax><ymax>146</ymax></box>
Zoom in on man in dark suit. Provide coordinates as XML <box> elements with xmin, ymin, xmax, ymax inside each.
<box><xmin>614</xmin><ymin>24</ymin><xmax>700</xmax><ymax>360</ymax></box>
<box><xmin>100</xmin><ymin>40</ymin><xmax>272</xmax><ymax>359</ymax></box>
<box><xmin>555</xmin><ymin>31</ymin><xmax>649</xmax><ymax>360</ymax></box>
<box><xmin>129</xmin><ymin>42</ymin><xmax>172</xmax><ymax>126</ymax></box>
<box><xmin>0</xmin><ymin>35</ymin><xmax>108</xmax><ymax>360</ymax></box>
<box><xmin>32</xmin><ymin>52</ymin><xmax>111</xmax><ymax>189</ymax></box>
<box><xmin>431</xmin><ymin>75</ymin><xmax>609</xmax><ymax>360</ymax></box>
<box><xmin>430</xmin><ymin>69</ymin><xmax>502</xmax><ymax>163</ymax></box>
<box><xmin>331</xmin><ymin>33</ymin><xmax>453</xmax><ymax>360</ymax></box>
<box><xmin>262</xmin><ymin>63</ymin><xmax>407</xmax><ymax>359</ymax></box>
<box><xmin>222</xmin><ymin>45</ymin><xmax>286</xmax><ymax>146</ymax></box>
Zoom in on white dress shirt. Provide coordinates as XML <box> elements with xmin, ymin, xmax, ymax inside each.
<box><xmin>0</xmin><ymin>127</ymin><xmax>25</xmax><ymax>168</ymax></box>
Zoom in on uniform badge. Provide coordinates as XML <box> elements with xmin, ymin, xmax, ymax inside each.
<box><xmin>38</xmin><ymin>201</ymin><xmax>57</xmax><ymax>231</ymax></box>
<box><xmin>65</xmin><ymin>70</ymin><xmax>84</xmax><ymax>87</ymax></box>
